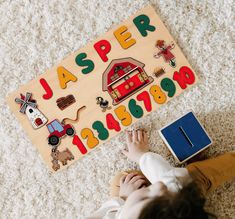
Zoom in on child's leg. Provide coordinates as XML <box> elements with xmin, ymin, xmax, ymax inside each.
<box><xmin>110</xmin><ymin>170</ymin><xmax>145</xmax><ymax>197</ymax></box>
<box><xmin>186</xmin><ymin>152</ymin><xmax>235</xmax><ymax>195</ymax></box>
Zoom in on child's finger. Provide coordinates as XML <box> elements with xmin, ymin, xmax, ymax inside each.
<box><xmin>143</xmin><ymin>131</ymin><xmax>148</xmax><ymax>143</ymax></box>
<box><xmin>134</xmin><ymin>179</ymin><xmax>147</xmax><ymax>189</ymax></box>
<box><xmin>126</xmin><ymin>131</ymin><xmax>132</xmax><ymax>143</ymax></box>
<box><xmin>137</xmin><ymin>129</ymin><xmax>143</xmax><ymax>142</ymax></box>
<box><xmin>132</xmin><ymin>130</ymin><xmax>138</xmax><ymax>142</ymax></box>
<box><xmin>124</xmin><ymin>173</ymin><xmax>138</xmax><ymax>183</ymax></box>
<box><xmin>122</xmin><ymin>149</ymin><xmax>129</xmax><ymax>157</ymax></box>
<box><xmin>129</xmin><ymin>175</ymin><xmax>146</xmax><ymax>184</ymax></box>
<box><xmin>120</xmin><ymin>175</ymin><xmax>127</xmax><ymax>185</ymax></box>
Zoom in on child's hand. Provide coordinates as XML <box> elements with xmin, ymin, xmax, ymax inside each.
<box><xmin>122</xmin><ymin>129</ymin><xmax>149</xmax><ymax>163</ymax></box>
<box><xmin>119</xmin><ymin>173</ymin><xmax>147</xmax><ymax>200</ymax></box>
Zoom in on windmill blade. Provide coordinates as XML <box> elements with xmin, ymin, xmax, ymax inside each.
<box><xmin>15</xmin><ymin>97</ymin><xmax>27</xmax><ymax>113</ymax></box>
<box><xmin>15</xmin><ymin>98</ymin><xmax>24</xmax><ymax>104</ymax></box>
<box><xmin>25</xmin><ymin>92</ymin><xmax>32</xmax><ymax>102</ymax></box>
<box><xmin>15</xmin><ymin>93</ymin><xmax>37</xmax><ymax>114</ymax></box>
<box><xmin>19</xmin><ymin>103</ymin><xmax>28</xmax><ymax>113</ymax></box>
<box><xmin>28</xmin><ymin>102</ymin><xmax>37</xmax><ymax>108</ymax></box>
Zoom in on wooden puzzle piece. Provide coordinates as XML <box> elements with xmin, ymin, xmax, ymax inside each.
<box><xmin>160</xmin><ymin>78</ymin><xmax>176</xmax><ymax>97</ymax></box>
<box><xmin>51</xmin><ymin>148</ymin><xmax>74</xmax><ymax>167</ymax></box>
<box><xmin>57</xmin><ymin>66</ymin><xmax>77</xmax><ymax>89</ymax></box>
<box><xmin>133</xmin><ymin>14</ymin><xmax>156</xmax><ymax>37</ymax></box>
<box><xmin>96</xmin><ymin>97</ymin><xmax>112</xmax><ymax>112</ymax></box>
<box><xmin>137</xmin><ymin>91</ymin><xmax>152</xmax><ymax>112</ymax></box>
<box><xmin>106</xmin><ymin>113</ymin><xmax>121</xmax><ymax>132</ymax></box>
<box><xmin>72</xmin><ymin>135</ymin><xmax>88</xmax><ymax>155</ymax></box>
<box><xmin>128</xmin><ymin>99</ymin><xmax>144</xmax><ymax>118</ymax></box>
<box><xmin>102</xmin><ymin>58</ymin><xmax>153</xmax><ymax>105</ymax></box>
<box><xmin>92</xmin><ymin>121</ymin><xmax>109</xmax><ymax>140</ymax></box>
<box><xmin>149</xmin><ymin>85</ymin><xmax>167</xmax><ymax>104</ymax></box>
<box><xmin>75</xmin><ymin>52</ymin><xmax>95</xmax><ymax>74</ymax></box>
<box><xmin>15</xmin><ymin>92</ymin><xmax>48</xmax><ymax>129</ymax></box>
<box><xmin>173</xmin><ymin>66</ymin><xmax>195</xmax><ymax>89</ymax></box>
<box><xmin>94</xmin><ymin>40</ymin><xmax>111</xmax><ymax>62</ymax></box>
<box><xmin>39</xmin><ymin>78</ymin><xmax>53</xmax><ymax>100</ymax></box>
<box><xmin>57</xmin><ymin>94</ymin><xmax>76</xmax><ymax>110</ymax></box>
<box><xmin>153</xmin><ymin>67</ymin><xmax>165</xmax><ymax>78</ymax></box>
<box><xmin>81</xmin><ymin>128</ymin><xmax>99</xmax><ymax>149</ymax></box>
<box><xmin>52</xmin><ymin>159</ymin><xmax>60</xmax><ymax>171</ymax></box>
<box><xmin>62</xmin><ymin>106</ymin><xmax>86</xmax><ymax>124</ymax></box>
<box><xmin>114</xmin><ymin>105</ymin><xmax>132</xmax><ymax>126</ymax></box>
<box><xmin>114</xmin><ymin>25</ymin><xmax>136</xmax><ymax>49</ymax></box>
<box><xmin>154</xmin><ymin>40</ymin><xmax>176</xmax><ymax>68</ymax></box>
<box><xmin>47</xmin><ymin>119</ymin><xmax>75</xmax><ymax>146</ymax></box>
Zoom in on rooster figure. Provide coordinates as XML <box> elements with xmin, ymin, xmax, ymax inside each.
<box><xmin>96</xmin><ymin>97</ymin><xmax>112</xmax><ymax>112</ymax></box>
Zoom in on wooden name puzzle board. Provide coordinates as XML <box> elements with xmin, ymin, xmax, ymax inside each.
<box><xmin>7</xmin><ymin>5</ymin><xmax>198</xmax><ymax>172</ymax></box>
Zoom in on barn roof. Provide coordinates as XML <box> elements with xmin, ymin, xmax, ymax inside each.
<box><xmin>102</xmin><ymin>57</ymin><xmax>145</xmax><ymax>91</ymax></box>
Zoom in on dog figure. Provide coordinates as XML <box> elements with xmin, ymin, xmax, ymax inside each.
<box><xmin>51</xmin><ymin>148</ymin><xmax>74</xmax><ymax>166</ymax></box>
<box><xmin>52</xmin><ymin>159</ymin><xmax>60</xmax><ymax>171</ymax></box>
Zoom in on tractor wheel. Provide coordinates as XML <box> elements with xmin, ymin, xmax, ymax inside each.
<box><xmin>66</xmin><ymin>128</ymin><xmax>75</xmax><ymax>136</ymax></box>
<box><xmin>48</xmin><ymin>136</ymin><xmax>59</xmax><ymax>146</ymax></box>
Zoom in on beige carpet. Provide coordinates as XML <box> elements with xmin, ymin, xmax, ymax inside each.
<box><xmin>0</xmin><ymin>0</ymin><xmax>234</xmax><ymax>218</ymax></box>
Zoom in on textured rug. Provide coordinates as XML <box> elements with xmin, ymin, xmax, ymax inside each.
<box><xmin>0</xmin><ymin>0</ymin><xmax>234</xmax><ymax>218</ymax></box>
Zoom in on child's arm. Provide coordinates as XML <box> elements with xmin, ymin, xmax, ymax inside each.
<box><xmin>139</xmin><ymin>152</ymin><xmax>175</xmax><ymax>184</ymax></box>
<box><xmin>122</xmin><ymin>130</ymin><xmax>183</xmax><ymax>184</ymax></box>
<box><xmin>85</xmin><ymin>198</ymin><xmax>125</xmax><ymax>219</ymax></box>
<box><xmin>86</xmin><ymin>170</ymin><xmax>147</xmax><ymax>218</ymax></box>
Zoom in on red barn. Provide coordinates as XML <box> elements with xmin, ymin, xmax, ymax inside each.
<box><xmin>102</xmin><ymin>58</ymin><xmax>153</xmax><ymax>105</ymax></box>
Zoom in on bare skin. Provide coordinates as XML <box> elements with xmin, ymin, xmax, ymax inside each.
<box><xmin>119</xmin><ymin>129</ymin><xmax>172</xmax><ymax>219</ymax></box>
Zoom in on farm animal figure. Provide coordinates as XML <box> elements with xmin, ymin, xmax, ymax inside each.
<box><xmin>96</xmin><ymin>97</ymin><xmax>112</xmax><ymax>112</ymax></box>
<box><xmin>51</xmin><ymin>148</ymin><xmax>74</xmax><ymax>166</ymax></box>
<box><xmin>15</xmin><ymin>92</ymin><xmax>48</xmax><ymax>129</ymax></box>
<box><xmin>154</xmin><ymin>40</ymin><xmax>176</xmax><ymax>68</ymax></box>
<box><xmin>51</xmin><ymin>159</ymin><xmax>60</xmax><ymax>171</ymax></box>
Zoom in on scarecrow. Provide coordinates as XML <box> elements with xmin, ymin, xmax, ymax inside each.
<box><xmin>154</xmin><ymin>40</ymin><xmax>176</xmax><ymax>68</ymax></box>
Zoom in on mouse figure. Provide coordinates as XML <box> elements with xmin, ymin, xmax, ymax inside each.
<box><xmin>96</xmin><ymin>97</ymin><xmax>112</xmax><ymax>112</ymax></box>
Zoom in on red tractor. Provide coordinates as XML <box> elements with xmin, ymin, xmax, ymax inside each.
<box><xmin>47</xmin><ymin>119</ymin><xmax>75</xmax><ymax>146</ymax></box>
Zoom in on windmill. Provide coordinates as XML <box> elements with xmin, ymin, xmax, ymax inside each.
<box><xmin>15</xmin><ymin>92</ymin><xmax>48</xmax><ymax>129</ymax></box>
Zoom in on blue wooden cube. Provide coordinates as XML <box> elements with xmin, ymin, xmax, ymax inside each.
<box><xmin>159</xmin><ymin>111</ymin><xmax>212</xmax><ymax>163</ymax></box>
